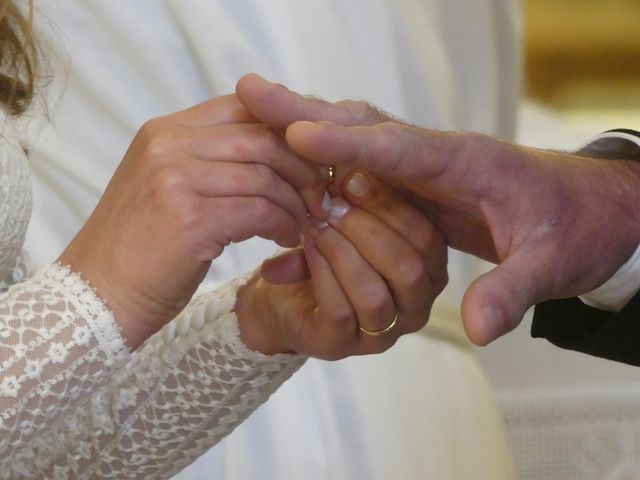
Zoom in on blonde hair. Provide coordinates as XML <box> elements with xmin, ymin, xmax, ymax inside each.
<box><xmin>0</xmin><ymin>0</ymin><xmax>35</xmax><ymax>116</ymax></box>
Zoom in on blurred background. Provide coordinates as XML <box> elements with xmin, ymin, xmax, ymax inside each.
<box><xmin>519</xmin><ymin>0</ymin><xmax>640</xmax><ymax>142</ymax></box>
<box><xmin>477</xmin><ymin>0</ymin><xmax>640</xmax><ymax>478</ymax></box>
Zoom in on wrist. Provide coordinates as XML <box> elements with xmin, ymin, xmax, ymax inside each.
<box><xmin>577</xmin><ymin>159</ymin><xmax>640</xmax><ymax>307</ymax></box>
<box><xmin>617</xmin><ymin>159</ymin><xmax>640</xmax><ymax>242</ymax></box>
<box><xmin>578</xmin><ymin>130</ymin><xmax>640</xmax><ymax>243</ymax></box>
<box><xmin>572</xmin><ymin>131</ymin><xmax>640</xmax><ymax>299</ymax></box>
<box><xmin>235</xmin><ymin>273</ymin><xmax>289</xmax><ymax>355</ymax></box>
<box><xmin>583</xmin><ymin>158</ymin><xmax>640</xmax><ymax>288</ymax></box>
<box><xmin>58</xmin><ymin>240</ymin><xmax>164</xmax><ymax>350</ymax></box>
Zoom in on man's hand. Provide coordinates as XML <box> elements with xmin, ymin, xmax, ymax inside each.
<box><xmin>236</xmin><ymin>73</ymin><xmax>640</xmax><ymax>345</ymax></box>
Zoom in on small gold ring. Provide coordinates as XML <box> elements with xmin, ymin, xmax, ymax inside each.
<box><xmin>358</xmin><ymin>310</ymin><xmax>398</xmax><ymax>336</ymax></box>
<box><xmin>328</xmin><ymin>165</ymin><xmax>336</xmax><ymax>183</ymax></box>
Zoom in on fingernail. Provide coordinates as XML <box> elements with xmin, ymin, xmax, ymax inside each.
<box><xmin>309</xmin><ymin>218</ymin><xmax>329</xmax><ymax>230</ymax></box>
<box><xmin>268</xmin><ymin>79</ymin><xmax>289</xmax><ymax>91</ymax></box>
<box><xmin>346</xmin><ymin>172</ymin><xmax>370</xmax><ymax>198</ymax></box>
<box><xmin>329</xmin><ymin>197</ymin><xmax>351</xmax><ymax>218</ymax></box>
<box><xmin>304</xmin><ymin>218</ymin><xmax>328</xmax><ymax>242</ymax></box>
<box><xmin>294</xmin><ymin>120</ymin><xmax>334</xmax><ymax>132</ymax></box>
<box><xmin>296</xmin><ymin>120</ymin><xmax>319</xmax><ymax>128</ymax></box>
<box><xmin>321</xmin><ymin>191</ymin><xmax>333</xmax><ymax>212</ymax></box>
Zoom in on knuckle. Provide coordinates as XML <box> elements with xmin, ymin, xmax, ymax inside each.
<box><xmin>376</xmin><ymin>120</ymin><xmax>406</xmax><ymax>131</ymax></box>
<box><xmin>178</xmin><ymin>211</ymin><xmax>202</xmax><ymax>236</ymax></box>
<box><xmin>317</xmin><ymin>232</ymin><xmax>350</xmax><ymax>258</ymax></box>
<box><xmin>359</xmin><ymin>287</ymin><xmax>389</xmax><ymax>319</ymax></box>
<box><xmin>253</xmin><ymin>123</ymin><xmax>279</xmax><ymax>146</ymax></box>
<box><xmin>234</xmin><ymin>124</ymin><xmax>278</xmax><ymax>159</ymax></box>
<box><xmin>412</xmin><ymin>225</ymin><xmax>439</xmax><ymax>254</ymax></box>
<box><xmin>250</xmin><ymin>125</ymin><xmax>278</xmax><ymax>154</ymax></box>
<box><xmin>373</xmin><ymin>121</ymin><xmax>410</xmax><ymax>143</ymax></box>
<box><xmin>146</xmin><ymin>167</ymin><xmax>200</xmax><ymax>234</ymax></box>
<box><xmin>225</xmin><ymin>169</ymin><xmax>246</xmax><ymax>192</ymax></box>
<box><xmin>330</xmin><ymin>306</ymin><xmax>355</xmax><ymax>326</ymax></box>
<box><xmin>149</xmin><ymin>163</ymin><xmax>186</xmax><ymax>194</ymax></box>
<box><xmin>322</xmin><ymin>306</ymin><xmax>356</xmax><ymax>335</ymax></box>
<box><xmin>137</xmin><ymin>117</ymin><xmax>165</xmax><ymax>140</ymax></box>
<box><xmin>144</xmin><ymin>135</ymin><xmax>177</xmax><ymax>162</ymax></box>
<box><xmin>251</xmin><ymin>163</ymin><xmax>278</xmax><ymax>191</ymax></box>
<box><xmin>168</xmin><ymin>197</ymin><xmax>201</xmax><ymax>236</ymax></box>
<box><xmin>398</xmin><ymin>258</ymin><xmax>428</xmax><ymax>287</ymax></box>
<box><xmin>464</xmin><ymin>130</ymin><xmax>496</xmax><ymax>149</ymax></box>
<box><xmin>338</xmin><ymin>100</ymin><xmax>386</xmax><ymax>125</ymax></box>
<box><xmin>249</xmin><ymin>197</ymin><xmax>278</xmax><ymax>225</ymax></box>
<box><xmin>457</xmin><ymin>131</ymin><xmax>502</xmax><ymax>164</ymax></box>
<box><xmin>136</xmin><ymin>118</ymin><xmax>175</xmax><ymax>155</ymax></box>
<box><xmin>412</xmin><ymin>236</ymin><xmax>433</xmax><ymax>258</ymax></box>
<box><xmin>370</xmin><ymin>122</ymin><xmax>413</xmax><ymax>161</ymax></box>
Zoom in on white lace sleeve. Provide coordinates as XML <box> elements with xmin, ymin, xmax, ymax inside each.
<box><xmin>9</xmin><ymin>273</ymin><xmax>305</xmax><ymax>479</ymax></box>
<box><xmin>0</xmin><ymin>263</ymin><xmax>130</xmax><ymax>478</ymax></box>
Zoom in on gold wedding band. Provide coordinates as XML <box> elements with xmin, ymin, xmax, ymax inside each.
<box><xmin>358</xmin><ymin>310</ymin><xmax>399</xmax><ymax>336</ymax></box>
<box><xmin>328</xmin><ymin>165</ymin><xmax>336</xmax><ymax>182</ymax></box>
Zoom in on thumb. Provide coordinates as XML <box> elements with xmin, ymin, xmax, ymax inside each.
<box><xmin>261</xmin><ymin>248</ymin><xmax>310</xmax><ymax>284</ymax></box>
<box><xmin>461</xmin><ymin>254</ymin><xmax>543</xmax><ymax>346</ymax></box>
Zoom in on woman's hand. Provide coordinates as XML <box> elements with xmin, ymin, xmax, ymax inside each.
<box><xmin>235</xmin><ymin>171</ymin><xmax>448</xmax><ymax>359</ymax></box>
<box><xmin>58</xmin><ymin>95</ymin><xmax>328</xmax><ymax>349</ymax></box>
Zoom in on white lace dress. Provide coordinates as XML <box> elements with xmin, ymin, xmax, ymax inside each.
<box><xmin>0</xmin><ymin>112</ymin><xmax>305</xmax><ymax>479</ymax></box>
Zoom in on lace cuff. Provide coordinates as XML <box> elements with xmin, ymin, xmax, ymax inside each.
<box><xmin>36</xmin><ymin>263</ymin><xmax>129</xmax><ymax>366</ymax></box>
<box><xmin>159</xmin><ymin>272</ymin><xmax>296</xmax><ymax>365</ymax></box>
<box><xmin>13</xmin><ymin>272</ymin><xmax>305</xmax><ymax>479</ymax></box>
<box><xmin>0</xmin><ymin>263</ymin><xmax>130</xmax><ymax>475</ymax></box>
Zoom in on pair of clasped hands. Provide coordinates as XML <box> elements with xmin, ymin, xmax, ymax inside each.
<box><xmin>60</xmin><ymin>73</ymin><xmax>640</xmax><ymax>358</ymax></box>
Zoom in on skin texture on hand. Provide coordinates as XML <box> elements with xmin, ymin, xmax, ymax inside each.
<box><xmin>58</xmin><ymin>94</ymin><xmax>327</xmax><ymax>349</ymax></box>
<box><xmin>235</xmin><ymin>172</ymin><xmax>447</xmax><ymax>359</ymax></box>
<box><xmin>236</xmin><ymin>73</ymin><xmax>640</xmax><ymax>346</ymax></box>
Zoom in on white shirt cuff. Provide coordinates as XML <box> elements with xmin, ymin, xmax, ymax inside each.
<box><xmin>580</xmin><ymin>243</ymin><xmax>640</xmax><ymax>312</ymax></box>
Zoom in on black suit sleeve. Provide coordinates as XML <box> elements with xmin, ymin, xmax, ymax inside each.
<box><xmin>532</xmin><ymin>292</ymin><xmax>640</xmax><ymax>366</ymax></box>
<box><xmin>531</xmin><ymin>129</ymin><xmax>640</xmax><ymax>365</ymax></box>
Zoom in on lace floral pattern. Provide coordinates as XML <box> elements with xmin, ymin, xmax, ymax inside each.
<box><xmin>6</xmin><ymin>274</ymin><xmax>305</xmax><ymax>479</ymax></box>
<box><xmin>0</xmin><ymin>264</ymin><xmax>129</xmax><ymax>478</ymax></box>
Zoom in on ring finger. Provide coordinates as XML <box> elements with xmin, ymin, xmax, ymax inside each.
<box><xmin>306</xmin><ymin>222</ymin><xmax>398</xmax><ymax>353</ymax></box>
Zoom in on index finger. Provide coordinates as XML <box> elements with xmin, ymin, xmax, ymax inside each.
<box><xmin>285</xmin><ymin>120</ymin><xmax>458</xmax><ymax>181</ymax></box>
<box><xmin>171</xmin><ymin>94</ymin><xmax>258</xmax><ymax>127</ymax></box>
